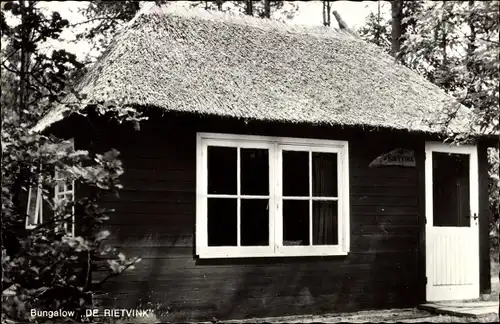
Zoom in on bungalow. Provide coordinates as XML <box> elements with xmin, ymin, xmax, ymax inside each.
<box><xmin>33</xmin><ymin>5</ymin><xmax>496</xmax><ymax>322</ymax></box>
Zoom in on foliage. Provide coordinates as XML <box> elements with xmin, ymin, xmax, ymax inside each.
<box><xmin>1</xmin><ymin>115</ymin><xmax>142</xmax><ymax>323</ymax></box>
<box><xmin>358</xmin><ymin>3</ymin><xmax>392</xmax><ymax>51</ymax></box>
<box><xmin>403</xmin><ymin>1</ymin><xmax>499</xmax><ymax>129</ymax></box>
<box><xmin>489</xmin><ymin>148</ymin><xmax>500</xmax><ymax>261</ymax></box>
<box><xmin>358</xmin><ymin>1</ymin><xmax>425</xmax><ymax>55</ymax></box>
<box><xmin>0</xmin><ymin>49</ymin><xmax>19</xmax><ymax>123</ymax></box>
<box><xmin>404</xmin><ymin>1</ymin><xmax>498</xmax><ymax>135</ymax></box>
<box><xmin>359</xmin><ymin>1</ymin><xmax>499</xmax><ymax>135</ymax></box>
<box><xmin>1</xmin><ymin>1</ymin><xmax>142</xmax><ymax>322</ymax></box>
<box><xmin>1</xmin><ymin>1</ymin><xmax>86</xmax><ymax>124</ymax></box>
<box><xmin>76</xmin><ymin>0</ymin><xmax>144</xmax><ymax>53</ymax></box>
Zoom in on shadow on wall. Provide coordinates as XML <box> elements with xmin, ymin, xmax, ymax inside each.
<box><xmin>197</xmin><ymin>254</ymin><xmax>383</xmax><ymax>321</ymax></box>
<box><xmin>197</xmin><ymin>241</ymin><xmax>413</xmax><ymax>315</ymax></box>
<box><xmin>99</xmin><ymin>232</ymin><xmax>416</xmax><ymax>322</ymax></box>
<box><xmin>98</xmin><ymin>232</ymin><xmax>179</xmax><ymax>318</ymax></box>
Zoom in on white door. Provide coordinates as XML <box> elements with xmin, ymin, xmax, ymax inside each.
<box><xmin>425</xmin><ymin>142</ymin><xmax>480</xmax><ymax>301</ymax></box>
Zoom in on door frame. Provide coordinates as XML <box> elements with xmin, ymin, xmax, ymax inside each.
<box><xmin>424</xmin><ymin>141</ymin><xmax>480</xmax><ymax>301</ymax></box>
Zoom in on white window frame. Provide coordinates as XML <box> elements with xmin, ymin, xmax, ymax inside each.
<box><xmin>196</xmin><ymin>132</ymin><xmax>350</xmax><ymax>258</ymax></box>
<box><xmin>54</xmin><ymin>167</ymin><xmax>76</xmax><ymax>236</ymax></box>
<box><xmin>25</xmin><ymin>139</ymin><xmax>76</xmax><ymax>236</ymax></box>
<box><xmin>26</xmin><ymin>165</ymin><xmax>44</xmax><ymax>229</ymax></box>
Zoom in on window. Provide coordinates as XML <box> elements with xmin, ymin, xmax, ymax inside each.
<box><xmin>25</xmin><ymin>140</ymin><xmax>75</xmax><ymax>236</ymax></box>
<box><xmin>54</xmin><ymin>167</ymin><xmax>76</xmax><ymax>235</ymax></box>
<box><xmin>196</xmin><ymin>133</ymin><xmax>350</xmax><ymax>258</ymax></box>
<box><xmin>26</xmin><ymin>165</ymin><xmax>44</xmax><ymax>229</ymax></box>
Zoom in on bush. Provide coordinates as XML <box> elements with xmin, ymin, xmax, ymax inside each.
<box><xmin>1</xmin><ymin>118</ymin><xmax>140</xmax><ymax>323</ymax></box>
<box><xmin>489</xmin><ymin>148</ymin><xmax>500</xmax><ymax>262</ymax></box>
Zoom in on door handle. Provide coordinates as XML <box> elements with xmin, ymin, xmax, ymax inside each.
<box><xmin>465</xmin><ymin>213</ymin><xmax>478</xmax><ymax>220</ymax></box>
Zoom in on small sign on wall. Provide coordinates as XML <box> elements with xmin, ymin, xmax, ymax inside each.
<box><xmin>369</xmin><ymin>148</ymin><xmax>416</xmax><ymax>168</ymax></box>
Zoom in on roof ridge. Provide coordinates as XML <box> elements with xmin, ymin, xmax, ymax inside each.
<box><xmin>139</xmin><ymin>4</ymin><xmax>358</xmax><ymax>41</ymax></box>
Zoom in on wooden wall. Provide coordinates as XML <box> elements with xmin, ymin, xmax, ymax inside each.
<box><xmin>74</xmin><ymin>113</ymin><xmax>429</xmax><ymax>321</ymax></box>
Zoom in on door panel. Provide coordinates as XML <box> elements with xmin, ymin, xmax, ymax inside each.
<box><xmin>430</xmin><ymin>229</ymin><xmax>475</xmax><ymax>285</ymax></box>
<box><xmin>425</xmin><ymin>143</ymin><xmax>479</xmax><ymax>302</ymax></box>
<box><xmin>432</xmin><ymin>152</ymin><xmax>470</xmax><ymax>227</ymax></box>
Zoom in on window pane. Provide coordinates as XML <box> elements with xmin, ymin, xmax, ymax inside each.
<box><xmin>241</xmin><ymin>199</ymin><xmax>269</xmax><ymax>246</ymax></box>
<box><xmin>432</xmin><ymin>152</ymin><xmax>470</xmax><ymax>227</ymax></box>
<box><xmin>207</xmin><ymin>198</ymin><xmax>237</xmax><ymax>246</ymax></box>
<box><xmin>208</xmin><ymin>146</ymin><xmax>237</xmax><ymax>195</ymax></box>
<box><xmin>282</xmin><ymin>150</ymin><xmax>309</xmax><ymax>197</ymax></box>
<box><xmin>241</xmin><ymin>148</ymin><xmax>269</xmax><ymax>195</ymax></box>
<box><xmin>283</xmin><ymin>200</ymin><xmax>309</xmax><ymax>246</ymax></box>
<box><xmin>26</xmin><ymin>187</ymin><xmax>38</xmax><ymax>225</ymax></box>
<box><xmin>312</xmin><ymin>152</ymin><xmax>338</xmax><ymax>197</ymax></box>
<box><xmin>62</xmin><ymin>215</ymin><xmax>73</xmax><ymax>233</ymax></box>
<box><xmin>312</xmin><ymin>201</ymin><xmax>338</xmax><ymax>245</ymax></box>
<box><xmin>65</xmin><ymin>181</ymin><xmax>73</xmax><ymax>192</ymax></box>
<box><xmin>56</xmin><ymin>180</ymin><xmax>65</xmax><ymax>193</ymax></box>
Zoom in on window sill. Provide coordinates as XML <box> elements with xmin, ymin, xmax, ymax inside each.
<box><xmin>197</xmin><ymin>246</ymin><xmax>349</xmax><ymax>259</ymax></box>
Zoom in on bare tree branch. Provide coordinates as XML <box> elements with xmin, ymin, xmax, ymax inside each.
<box><xmin>69</xmin><ymin>15</ymin><xmax>123</xmax><ymax>28</ymax></box>
<box><xmin>2</xmin><ymin>61</ymin><xmax>19</xmax><ymax>74</ymax></box>
<box><xmin>94</xmin><ymin>257</ymin><xmax>141</xmax><ymax>289</ymax></box>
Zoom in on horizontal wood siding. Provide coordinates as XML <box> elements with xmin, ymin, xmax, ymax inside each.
<box><xmin>84</xmin><ymin>114</ymin><xmax>423</xmax><ymax>321</ymax></box>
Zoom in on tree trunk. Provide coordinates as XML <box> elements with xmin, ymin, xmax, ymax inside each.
<box><xmin>465</xmin><ymin>0</ymin><xmax>477</xmax><ymax>100</ymax></box>
<box><xmin>245</xmin><ymin>0</ymin><xmax>253</xmax><ymax>15</ymax></box>
<box><xmin>12</xmin><ymin>0</ymin><xmax>32</xmax><ymax>230</ymax></box>
<box><xmin>441</xmin><ymin>1</ymin><xmax>448</xmax><ymax>66</ymax></box>
<box><xmin>391</xmin><ymin>0</ymin><xmax>403</xmax><ymax>57</ymax></box>
<box><xmin>332</xmin><ymin>11</ymin><xmax>350</xmax><ymax>31</ymax></box>
<box><xmin>375</xmin><ymin>0</ymin><xmax>381</xmax><ymax>45</ymax></box>
<box><xmin>18</xmin><ymin>0</ymin><xmax>32</xmax><ymax>125</ymax></box>
<box><xmin>263</xmin><ymin>0</ymin><xmax>270</xmax><ymax>18</ymax></box>
<box><xmin>323</xmin><ymin>0</ymin><xmax>331</xmax><ymax>26</ymax></box>
<box><xmin>216</xmin><ymin>0</ymin><xmax>223</xmax><ymax>11</ymax></box>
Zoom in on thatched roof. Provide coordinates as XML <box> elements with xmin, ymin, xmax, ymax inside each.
<box><xmin>34</xmin><ymin>5</ymin><xmax>477</xmax><ymax>135</ymax></box>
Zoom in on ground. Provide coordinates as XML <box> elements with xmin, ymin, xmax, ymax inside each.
<box><xmin>491</xmin><ymin>261</ymin><xmax>500</xmax><ymax>302</ymax></box>
<box><xmin>227</xmin><ymin>309</ymin><xmax>498</xmax><ymax>323</ymax></box>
